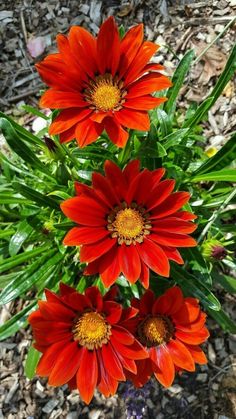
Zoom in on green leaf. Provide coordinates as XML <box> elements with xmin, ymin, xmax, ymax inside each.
<box><xmin>193</xmin><ymin>134</ymin><xmax>236</xmax><ymax>175</ymax></box>
<box><xmin>0</xmin><ymin>118</ymin><xmax>49</xmax><ymax>175</ymax></box>
<box><xmin>183</xmin><ymin>97</ymin><xmax>213</xmax><ymax>129</ymax></box>
<box><xmin>0</xmin><ymin>112</ymin><xmax>44</xmax><ymax>147</ymax></box>
<box><xmin>208</xmin><ymin>308</ymin><xmax>236</xmax><ymax>333</ymax></box>
<box><xmin>171</xmin><ymin>265</ymin><xmax>221</xmax><ymax>311</ymax></box>
<box><xmin>164</xmin><ymin>50</ymin><xmax>195</xmax><ymax>115</ymax></box>
<box><xmin>157</xmin><ymin>109</ymin><xmax>172</xmax><ymax>137</ymax></box>
<box><xmin>209</xmin><ymin>43</ymin><xmax>236</xmax><ymax>107</ymax></box>
<box><xmin>0</xmin><ymin>251</ymin><xmax>62</xmax><ymax>304</ymax></box>
<box><xmin>21</xmin><ymin>105</ymin><xmax>48</xmax><ymax>120</ymax></box>
<box><xmin>9</xmin><ymin>220</ymin><xmax>33</xmax><ymax>256</ymax></box>
<box><xmin>0</xmin><ymin>243</ymin><xmax>49</xmax><ymax>274</ymax></box>
<box><xmin>12</xmin><ymin>182</ymin><xmax>59</xmax><ymax>210</ymax></box>
<box><xmin>162</xmin><ymin>129</ymin><xmax>189</xmax><ymax>150</ymax></box>
<box><xmin>192</xmin><ymin>169</ymin><xmax>236</xmax><ymax>182</ymax></box>
<box><xmin>0</xmin><ymin>301</ymin><xmax>36</xmax><ymax>341</ymax></box>
<box><xmin>212</xmin><ymin>268</ymin><xmax>236</xmax><ymax>293</ymax></box>
<box><xmin>24</xmin><ymin>346</ymin><xmax>41</xmax><ymax>379</ymax></box>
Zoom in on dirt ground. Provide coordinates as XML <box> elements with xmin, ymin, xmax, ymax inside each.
<box><xmin>0</xmin><ymin>1</ymin><xmax>236</xmax><ymax>418</ymax></box>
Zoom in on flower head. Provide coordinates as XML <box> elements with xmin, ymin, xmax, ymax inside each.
<box><xmin>61</xmin><ymin>160</ymin><xmax>197</xmax><ymax>288</ymax></box>
<box><xmin>124</xmin><ymin>286</ymin><xmax>209</xmax><ymax>388</ymax></box>
<box><xmin>202</xmin><ymin>238</ymin><xmax>227</xmax><ymax>261</ymax></box>
<box><xmin>36</xmin><ymin>17</ymin><xmax>171</xmax><ymax>148</ymax></box>
<box><xmin>28</xmin><ymin>283</ymin><xmax>147</xmax><ymax>404</ymax></box>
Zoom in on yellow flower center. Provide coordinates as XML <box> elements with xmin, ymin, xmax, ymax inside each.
<box><xmin>92</xmin><ymin>84</ymin><xmax>121</xmax><ymax>111</ymax></box>
<box><xmin>107</xmin><ymin>202</ymin><xmax>152</xmax><ymax>245</ymax></box>
<box><xmin>84</xmin><ymin>73</ymin><xmax>126</xmax><ymax>112</ymax></box>
<box><xmin>139</xmin><ymin>315</ymin><xmax>174</xmax><ymax>347</ymax></box>
<box><xmin>73</xmin><ymin>311</ymin><xmax>111</xmax><ymax>349</ymax></box>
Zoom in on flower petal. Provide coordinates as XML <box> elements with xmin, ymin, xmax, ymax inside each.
<box><xmin>151</xmin><ymin>346</ymin><xmax>175</xmax><ymax>387</ymax></box>
<box><xmin>61</xmin><ymin>196</ymin><xmax>107</xmax><ymax>226</ymax></box>
<box><xmin>80</xmin><ymin>237</ymin><xmax>116</xmax><ymax>263</ymax></box>
<box><xmin>63</xmin><ymin>226</ymin><xmax>109</xmax><ymax>246</ymax></box>
<box><xmin>97</xmin><ymin>16</ymin><xmax>120</xmax><ymax>76</ymax></box>
<box><xmin>48</xmin><ymin>342</ymin><xmax>83</xmax><ymax>386</ymax></box>
<box><xmin>137</xmin><ymin>238</ymin><xmax>170</xmax><ymax>277</ymax></box>
<box><xmin>119</xmin><ymin>244</ymin><xmax>141</xmax><ymax>283</ymax></box>
<box><xmin>102</xmin><ymin>342</ymin><xmax>125</xmax><ymax>381</ymax></box>
<box><xmin>115</xmin><ymin>109</ymin><xmax>150</xmax><ymax>131</ymax></box>
<box><xmin>150</xmin><ymin>192</ymin><xmax>191</xmax><ymax>219</ymax></box>
<box><xmin>167</xmin><ymin>339</ymin><xmax>195</xmax><ymax>371</ymax></box>
<box><xmin>77</xmin><ymin>349</ymin><xmax>98</xmax><ymax>404</ymax></box>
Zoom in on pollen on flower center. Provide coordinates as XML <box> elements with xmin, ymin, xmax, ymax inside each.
<box><xmin>139</xmin><ymin>315</ymin><xmax>174</xmax><ymax>347</ymax></box>
<box><xmin>73</xmin><ymin>311</ymin><xmax>111</xmax><ymax>349</ymax></box>
<box><xmin>84</xmin><ymin>73</ymin><xmax>126</xmax><ymax>112</ymax></box>
<box><xmin>107</xmin><ymin>202</ymin><xmax>152</xmax><ymax>245</ymax></box>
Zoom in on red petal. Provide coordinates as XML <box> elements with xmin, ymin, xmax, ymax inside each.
<box><xmin>92</xmin><ymin>171</ymin><xmax>120</xmax><ymax>208</ymax></box>
<box><xmin>137</xmin><ymin>238</ymin><xmax>170</xmax><ymax>277</ymax></box>
<box><xmin>63</xmin><ymin>226</ymin><xmax>109</xmax><ymax>246</ymax></box>
<box><xmin>167</xmin><ymin>339</ymin><xmax>195</xmax><ymax>371</ymax></box>
<box><xmin>152</xmin><ymin>286</ymin><xmax>184</xmax><ymax>316</ymax></box>
<box><xmin>160</xmin><ymin>246</ymin><xmax>184</xmax><ymax>264</ymax></box>
<box><xmin>100</xmin><ymin>245</ymin><xmax>121</xmax><ymax>287</ymax></box>
<box><xmin>59</xmin><ymin>125</ymin><xmax>76</xmax><ymax>144</ymax></box>
<box><xmin>36</xmin><ymin>340</ymin><xmax>69</xmax><ymax>376</ymax></box>
<box><xmin>75</xmin><ymin>118</ymin><xmax>104</xmax><ymax>147</ymax></box>
<box><xmin>97</xmin><ymin>349</ymin><xmax>118</xmax><ymax>397</ymax></box>
<box><xmin>150</xmin><ymin>232</ymin><xmax>197</xmax><ymax>248</ymax></box>
<box><xmin>97</xmin><ymin>17</ymin><xmax>120</xmax><ymax>76</ymax></box>
<box><xmin>104</xmin><ymin>117</ymin><xmax>129</xmax><ymax>148</ymax></box>
<box><xmin>40</xmin><ymin>89</ymin><xmax>87</xmax><ymax>109</ymax></box>
<box><xmin>124</xmin><ymin>41</ymin><xmax>159</xmax><ymax>85</ymax></box>
<box><xmin>110</xmin><ymin>336</ymin><xmax>148</xmax><ymax>360</ymax></box>
<box><xmin>173</xmin><ymin>211</ymin><xmax>197</xmax><ymax>221</ymax></box>
<box><xmin>150</xmin><ymin>192</ymin><xmax>191</xmax><ymax>219</ymax></box>
<box><xmin>102</xmin><ymin>342</ymin><xmax>125</xmax><ymax>380</ymax></box>
<box><xmin>150</xmin><ymin>168</ymin><xmax>166</xmax><ymax>189</ymax></box>
<box><xmin>123</xmin><ymin>160</ymin><xmax>140</xmax><ymax>183</ymax></box>
<box><xmin>80</xmin><ymin>238</ymin><xmax>116</xmax><ymax>263</ymax></box>
<box><xmin>85</xmin><ymin>286</ymin><xmax>103</xmax><ymax>311</ymax></box>
<box><xmin>112</xmin><ymin>325</ymin><xmax>135</xmax><ymax>345</ymax></box>
<box><xmin>140</xmin><ymin>289</ymin><xmax>155</xmax><ymax>315</ymax></box>
<box><xmin>124</xmin><ymin>96</ymin><xmax>167</xmax><ymax>110</ymax></box>
<box><xmin>104</xmin><ymin>160</ymin><xmax>127</xmax><ymax>200</ymax></box>
<box><xmin>59</xmin><ymin>282</ymin><xmax>75</xmax><ymax>296</ymax></box>
<box><xmin>38</xmin><ymin>301</ymin><xmax>75</xmax><ymax>321</ymax></box>
<box><xmin>103</xmin><ymin>301</ymin><xmax>122</xmax><ymax>324</ymax></box>
<box><xmin>175</xmin><ymin>327</ymin><xmax>209</xmax><ymax>345</ymax></box>
<box><xmin>152</xmin><ymin>217</ymin><xmax>197</xmax><ymax>234</ymax></box>
<box><xmin>119</xmin><ymin>24</ymin><xmax>144</xmax><ymax>79</ymax></box>
<box><xmin>61</xmin><ymin>196</ymin><xmax>107</xmax><ymax>226</ymax></box>
<box><xmin>77</xmin><ymin>349</ymin><xmax>98</xmax><ymax>404</ymax></box>
<box><xmin>61</xmin><ymin>292</ymin><xmax>91</xmax><ymax>312</ymax></box>
<box><xmin>126</xmin><ymin>73</ymin><xmax>172</xmax><ymax>98</ymax></box>
<box><xmin>139</xmin><ymin>260</ymin><xmax>150</xmax><ymax>289</ymax></box>
<box><xmin>146</xmin><ymin>179</ymin><xmax>175</xmax><ymax>211</ymax></box>
<box><xmin>49</xmin><ymin>108</ymin><xmax>92</xmax><ymax>135</ymax></box>
<box><xmin>48</xmin><ymin>342</ymin><xmax>83</xmax><ymax>386</ymax></box>
<box><xmin>119</xmin><ymin>245</ymin><xmax>141</xmax><ymax>284</ymax></box>
<box><xmin>186</xmin><ymin>345</ymin><xmax>207</xmax><ymax>364</ymax></box>
<box><xmin>115</xmin><ymin>109</ymin><xmax>150</xmax><ymax>131</ymax></box>
<box><xmin>173</xmin><ymin>300</ymin><xmax>200</xmax><ymax>324</ymax></box>
<box><xmin>151</xmin><ymin>346</ymin><xmax>175</xmax><ymax>387</ymax></box>
<box><xmin>68</xmin><ymin>26</ymin><xmax>97</xmax><ymax>78</ymax></box>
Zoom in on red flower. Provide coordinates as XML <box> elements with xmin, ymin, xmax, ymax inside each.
<box><xmin>61</xmin><ymin>160</ymin><xmax>197</xmax><ymax>288</ymax></box>
<box><xmin>125</xmin><ymin>286</ymin><xmax>209</xmax><ymax>388</ymax></box>
<box><xmin>36</xmin><ymin>17</ymin><xmax>171</xmax><ymax>148</ymax></box>
<box><xmin>28</xmin><ymin>283</ymin><xmax>148</xmax><ymax>404</ymax></box>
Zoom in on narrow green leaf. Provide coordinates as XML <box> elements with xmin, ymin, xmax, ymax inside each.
<box><xmin>183</xmin><ymin>97</ymin><xmax>213</xmax><ymax>129</ymax></box>
<box><xmin>192</xmin><ymin>169</ymin><xmax>236</xmax><ymax>182</ymax></box>
<box><xmin>21</xmin><ymin>105</ymin><xmax>48</xmax><ymax>120</ymax></box>
<box><xmin>171</xmin><ymin>265</ymin><xmax>221</xmax><ymax>311</ymax></box>
<box><xmin>164</xmin><ymin>50</ymin><xmax>195</xmax><ymax>115</ymax></box>
<box><xmin>0</xmin><ymin>250</ymin><xmax>61</xmax><ymax>304</ymax></box>
<box><xmin>24</xmin><ymin>346</ymin><xmax>41</xmax><ymax>379</ymax></box>
<box><xmin>193</xmin><ymin>134</ymin><xmax>236</xmax><ymax>175</ymax></box>
<box><xmin>212</xmin><ymin>268</ymin><xmax>236</xmax><ymax>293</ymax></box>
<box><xmin>9</xmin><ymin>220</ymin><xmax>33</xmax><ymax>256</ymax></box>
<box><xmin>0</xmin><ymin>112</ymin><xmax>44</xmax><ymax>147</ymax></box>
<box><xmin>12</xmin><ymin>182</ymin><xmax>59</xmax><ymax>210</ymax></box>
<box><xmin>157</xmin><ymin>109</ymin><xmax>172</xmax><ymax>137</ymax></box>
<box><xmin>208</xmin><ymin>308</ymin><xmax>236</xmax><ymax>333</ymax></box>
<box><xmin>0</xmin><ymin>301</ymin><xmax>36</xmax><ymax>341</ymax></box>
<box><xmin>162</xmin><ymin>129</ymin><xmax>189</xmax><ymax>150</ymax></box>
<box><xmin>0</xmin><ymin>229</ymin><xmax>15</xmax><ymax>239</ymax></box>
<box><xmin>0</xmin><ymin>118</ymin><xmax>48</xmax><ymax>173</ymax></box>
<box><xmin>0</xmin><ymin>243</ymin><xmax>49</xmax><ymax>274</ymax></box>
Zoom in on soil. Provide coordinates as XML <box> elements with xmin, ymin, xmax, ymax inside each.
<box><xmin>0</xmin><ymin>1</ymin><xmax>236</xmax><ymax>418</ymax></box>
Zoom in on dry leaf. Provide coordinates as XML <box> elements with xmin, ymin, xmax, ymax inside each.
<box><xmin>191</xmin><ymin>40</ymin><xmax>227</xmax><ymax>85</ymax></box>
<box><xmin>117</xmin><ymin>3</ymin><xmax>133</xmax><ymax>17</ymax></box>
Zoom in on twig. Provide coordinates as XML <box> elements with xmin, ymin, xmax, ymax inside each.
<box><xmin>20</xmin><ymin>9</ymin><xmax>28</xmax><ymax>44</ymax></box>
<box><xmin>8</xmin><ymin>86</ymin><xmax>43</xmax><ymax>103</ymax></box>
<box><xmin>209</xmin><ymin>363</ymin><xmax>236</xmax><ymax>384</ymax></box>
<box><xmin>174</xmin><ymin>16</ymin><xmax>236</xmax><ymax>27</ymax></box>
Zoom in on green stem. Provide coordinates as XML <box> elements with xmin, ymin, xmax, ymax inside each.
<box><xmin>118</xmin><ymin>130</ymin><xmax>134</xmax><ymax>166</ymax></box>
<box><xmin>193</xmin><ymin>16</ymin><xmax>236</xmax><ymax>65</ymax></box>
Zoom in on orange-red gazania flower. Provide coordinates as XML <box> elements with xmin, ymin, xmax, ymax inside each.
<box><xmin>61</xmin><ymin>160</ymin><xmax>197</xmax><ymax>288</ymax></box>
<box><xmin>124</xmin><ymin>286</ymin><xmax>209</xmax><ymax>388</ymax></box>
<box><xmin>28</xmin><ymin>283</ymin><xmax>148</xmax><ymax>404</ymax></box>
<box><xmin>36</xmin><ymin>17</ymin><xmax>172</xmax><ymax>148</ymax></box>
